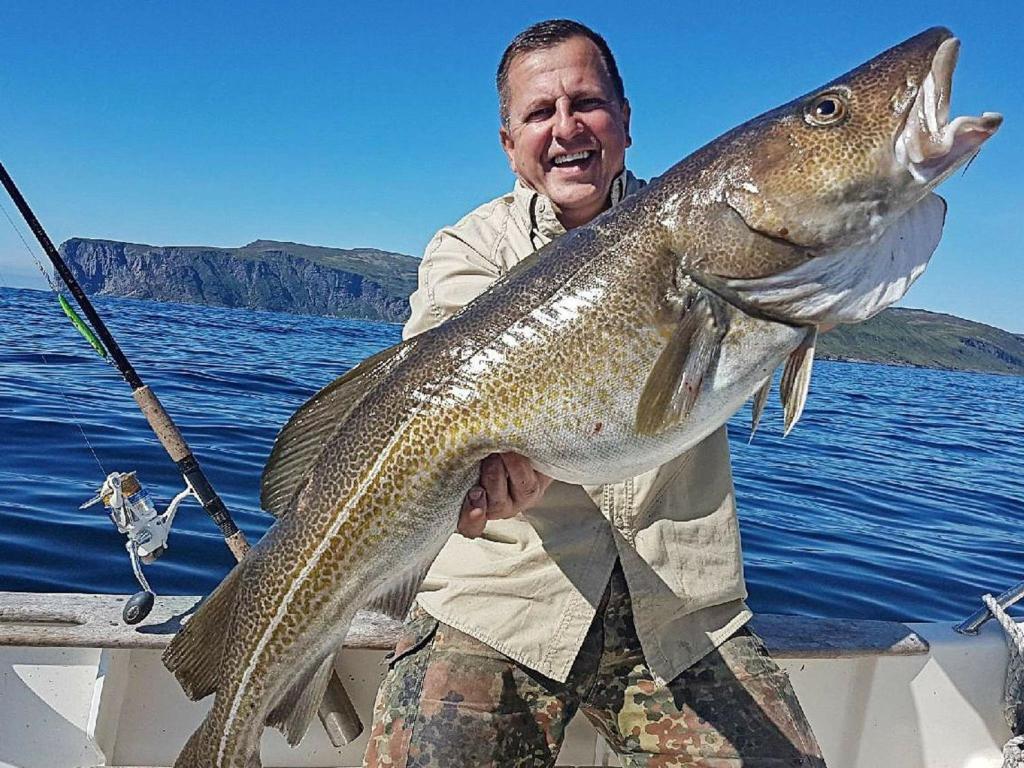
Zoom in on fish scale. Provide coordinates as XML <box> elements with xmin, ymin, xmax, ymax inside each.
<box><xmin>163</xmin><ymin>26</ymin><xmax>1000</xmax><ymax>767</ymax></box>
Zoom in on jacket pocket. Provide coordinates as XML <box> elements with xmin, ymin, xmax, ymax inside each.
<box><xmin>384</xmin><ymin>608</ymin><xmax>440</xmax><ymax>669</ymax></box>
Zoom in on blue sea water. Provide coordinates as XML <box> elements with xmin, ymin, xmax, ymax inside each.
<box><xmin>0</xmin><ymin>285</ymin><xmax>1021</xmax><ymax>623</ymax></box>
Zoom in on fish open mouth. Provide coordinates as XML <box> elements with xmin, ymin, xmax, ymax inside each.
<box><xmin>895</xmin><ymin>37</ymin><xmax>1002</xmax><ymax>185</ymax></box>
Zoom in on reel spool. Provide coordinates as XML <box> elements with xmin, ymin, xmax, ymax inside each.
<box><xmin>82</xmin><ymin>471</ymin><xmax>194</xmax><ymax>624</ymax></box>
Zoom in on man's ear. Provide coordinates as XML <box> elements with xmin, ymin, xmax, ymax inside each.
<box><xmin>622</xmin><ymin>99</ymin><xmax>632</xmax><ymax>149</ymax></box>
<box><xmin>499</xmin><ymin>125</ymin><xmax>518</xmax><ymax>173</ymax></box>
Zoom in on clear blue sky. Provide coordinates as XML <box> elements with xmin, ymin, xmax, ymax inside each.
<box><xmin>0</xmin><ymin>1</ymin><xmax>1019</xmax><ymax>331</ymax></box>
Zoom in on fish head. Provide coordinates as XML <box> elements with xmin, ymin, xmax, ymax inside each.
<box><xmin>676</xmin><ymin>27</ymin><xmax>1002</xmax><ymax>326</ymax></box>
<box><xmin>721</xmin><ymin>26</ymin><xmax>1002</xmax><ymax>253</ymax></box>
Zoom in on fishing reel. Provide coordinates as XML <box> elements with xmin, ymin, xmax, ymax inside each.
<box><xmin>81</xmin><ymin>471</ymin><xmax>194</xmax><ymax>625</ymax></box>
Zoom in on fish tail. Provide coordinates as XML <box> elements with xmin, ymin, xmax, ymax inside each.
<box><xmin>172</xmin><ymin>719</ymin><xmax>215</xmax><ymax>768</ymax></box>
<box><xmin>174</xmin><ymin>712</ymin><xmax>262</xmax><ymax>768</ymax></box>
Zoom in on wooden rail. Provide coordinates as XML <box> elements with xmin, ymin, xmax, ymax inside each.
<box><xmin>0</xmin><ymin>592</ymin><xmax>929</xmax><ymax>658</ymax></box>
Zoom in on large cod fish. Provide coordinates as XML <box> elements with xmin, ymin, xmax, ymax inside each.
<box><xmin>164</xmin><ymin>27</ymin><xmax>1000</xmax><ymax>767</ymax></box>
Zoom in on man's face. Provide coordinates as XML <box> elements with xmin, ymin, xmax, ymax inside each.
<box><xmin>500</xmin><ymin>36</ymin><xmax>631</xmax><ymax>230</ymax></box>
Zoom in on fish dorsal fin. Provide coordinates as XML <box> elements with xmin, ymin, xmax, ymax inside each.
<box><xmin>267</xmin><ymin>649</ymin><xmax>341</xmax><ymax>746</ymax></box>
<box><xmin>636</xmin><ymin>289</ymin><xmax>727</xmax><ymax>437</ymax></box>
<box><xmin>780</xmin><ymin>326</ymin><xmax>818</xmax><ymax>436</ymax></box>
<box><xmin>162</xmin><ymin>563</ymin><xmax>243</xmax><ymax>700</ymax></box>
<box><xmin>749</xmin><ymin>376</ymin><xmax>773</xmax><ymax>441</ymax></box>
<box><xmin>261</xmin><ymin>343</ymin><xmax>408</xmax><ymax>517</ymax></box>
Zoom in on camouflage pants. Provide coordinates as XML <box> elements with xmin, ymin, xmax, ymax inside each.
<box><xmin>365</xmin><ymin>566</ymin><xmax>825</xmax><ymax>768</ymax></box>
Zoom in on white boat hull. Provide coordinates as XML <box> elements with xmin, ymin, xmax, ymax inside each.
<box><xmin>0</xmin><ymin>593</ymin><xmax>1012</xmax><ymax>768</ymax></box>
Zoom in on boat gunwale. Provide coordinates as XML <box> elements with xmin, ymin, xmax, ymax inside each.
<box><xmin>0</xmin><ymin>591</ymin><xmax>931</xmax><ymax>658</ymax></box>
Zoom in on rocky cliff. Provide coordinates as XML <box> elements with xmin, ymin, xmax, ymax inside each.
<box><xmin>818</xmin><ymin>308</ymin><xmax>1024</xmax><ymax>375</ymax></box>
<box><xmin>58</xmin><ymin>237</ymin><xmax>1022</xmax><ymax>376</ymax></box>
<box><xmin>59</xmin><ymin>238</ymin><xmax>419</xmax><ymax>323</ymax></box>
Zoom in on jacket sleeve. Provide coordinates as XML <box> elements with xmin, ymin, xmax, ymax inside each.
<box><xmin>403</xmin><ymin>229</ymin><xmax>503</xmax><ymax>340</ymax></box>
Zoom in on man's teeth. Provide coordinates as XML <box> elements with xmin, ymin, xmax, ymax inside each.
<box><xmin>553</xmin><ymin>151</ymin><xmax>593</xmax><ymax>165</ymax></box>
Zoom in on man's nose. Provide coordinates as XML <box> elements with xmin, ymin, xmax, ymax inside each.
<box><xmin>552</xmin><ymin>99</ymin><xmax>582</xmax><ymax>140</ymax></box>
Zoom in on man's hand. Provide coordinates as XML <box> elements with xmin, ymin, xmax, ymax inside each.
<box><xmin>458</xmin><ymin>452</ymin><xmax>553</xmax><ymax>538</ymax></box>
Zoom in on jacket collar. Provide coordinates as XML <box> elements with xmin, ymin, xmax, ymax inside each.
<box><xmin>512</xmin><ymin>168</ymin><xmax>643</xmax><ymax>247</ymax></box>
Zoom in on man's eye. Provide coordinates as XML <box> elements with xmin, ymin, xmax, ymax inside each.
<box><xmin>525</xmin><ymin>107</ymin><xmax>554</xmax><ymax>122</ymax></box>
<box><xmin>575</xmin><ymin>98</ymin><xmax>608</xmax><ymax>111</ymax></box>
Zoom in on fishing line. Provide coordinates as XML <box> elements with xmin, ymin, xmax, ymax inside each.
<box><xmin>962</xmin><ymin>151</ymin><xmax>979</xmax><ymax>177</ymax></box>
<box><xmin>0</xmin><ymin>197</ymin><xmax>109</xmax><ymax>476</ymax></box>
<box><xmin>0</xmin><ymin>200</ymin><xmax>60</xmax><ymax>292</ymax></box>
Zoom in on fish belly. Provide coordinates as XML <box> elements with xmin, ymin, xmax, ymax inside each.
<box><xmin>523</xmin><ymin>312</ymin><xmax>804</xmax><ymax>483</ymax></box>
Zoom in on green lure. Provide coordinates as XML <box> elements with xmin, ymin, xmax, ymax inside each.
<box><xmin>58</xmin><ymin>293</ymin><xmax>108</xmax><ymax>358</ymax></box>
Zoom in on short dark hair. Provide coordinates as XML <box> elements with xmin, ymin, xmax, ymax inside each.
<box><xmin>496</xmin><ymin>19</ymin><xmax>626</xmax><ymax>126</ymax></box>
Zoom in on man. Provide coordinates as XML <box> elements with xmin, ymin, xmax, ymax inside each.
<box><xmin>364</xmin><ymin>19</ymin><xmax>825</xmax><ymax>768</ymax></box>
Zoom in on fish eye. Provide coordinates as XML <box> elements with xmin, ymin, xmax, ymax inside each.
<box><xmin>805</xmin><ymin>92</ymin><xmax>848</xmax><ymax>127</ymax></box>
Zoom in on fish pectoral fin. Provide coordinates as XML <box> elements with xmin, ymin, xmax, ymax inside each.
<box><xmin>780</xmin><ymin>326</ymin><xmax>818</xmax><ymax>436</ymax></box>
<box><xmin>261</xmin><ymin>342</ymin><xmax>409</xmax><ymax>518</ymax></box>
<box><xmin>636</xmin><ymin>290</ymin><xmax>727</xmax><ymax>437</ymax></box>
<box><xmin>162</xmin><ymin>563</ymin><xmax>242</xmax><ymax>700</ymax></box>
<box><xmin>267</xmin><ymin>650</ymin><xmax>340</xmax><ymax>747</ymax></box>
<box><xmin>363</xmin><ymin>553</ymin><xmax>440</xmax><ymax>620</ymax></box>
<box><xmin>363</xmin><ymin>574</ymin><xmax>424</xmax><ymax>621</ymax></box>
<box><xmin>749</xmin><ymin>375</ymin><xmax>773</xmax><ymax>442</ymax></box>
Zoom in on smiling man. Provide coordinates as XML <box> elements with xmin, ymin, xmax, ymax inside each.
<box><xmin>364</xmin><ymin>19</ymin><xmax>826</xmax><ymax>768</ymax></box>
<box><xmin>498</xmin><ymin>32</ymin><xmax>631</xmax><ymax>230</ymax></box>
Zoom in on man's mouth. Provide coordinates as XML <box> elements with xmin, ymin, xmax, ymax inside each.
<box><xmin>551</xmin><ymin>150</ymin><xmax>595</xmax><ymax>169</ymax></box>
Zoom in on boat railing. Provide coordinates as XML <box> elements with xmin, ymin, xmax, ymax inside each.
<box><xmin>0</xmin><ymin>591</ymin><xmax>932</xmax><ymax>658</ymax></box>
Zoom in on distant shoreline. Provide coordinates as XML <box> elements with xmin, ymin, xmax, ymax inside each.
<box><xmin>816</xmin><ymin>354</ymin><xmax>1022</xmax><ymax>377</ymax></box>
<box><xmin>31</xmin><ymin>238</ymin><xmax>1024</xmax><ymax>378</ymax></box>
<box><xmin>815</xmin><ymin>307</ymin><xmax>1024</xmax><ymax>376</ymax></box>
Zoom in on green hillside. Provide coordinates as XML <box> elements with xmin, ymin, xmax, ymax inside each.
<box><xmin>819</xmin><ymin>308</ymin><xmax>1024</xmax><ymax>375</ymax></box>
<box><xmin>59</xmin><ymin>236</ymin><xmax>1022</xmax><ymax>375</ymax></box>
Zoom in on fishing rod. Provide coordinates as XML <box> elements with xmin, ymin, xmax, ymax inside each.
<box><xmin>0</xmin><ymin>159</ymin><xmax>249</xmax><ymax>618</ymax></box>
<box><xmin>0</xmin><ymin>159</ymin><xmax>364</xmax><ymax>744</ymax></box>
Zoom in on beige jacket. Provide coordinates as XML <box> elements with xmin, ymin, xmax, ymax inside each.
<box><xmin>405</xmin><ymin>172</ymin><xmax>750</xmax><ymax>684</ymax></box>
